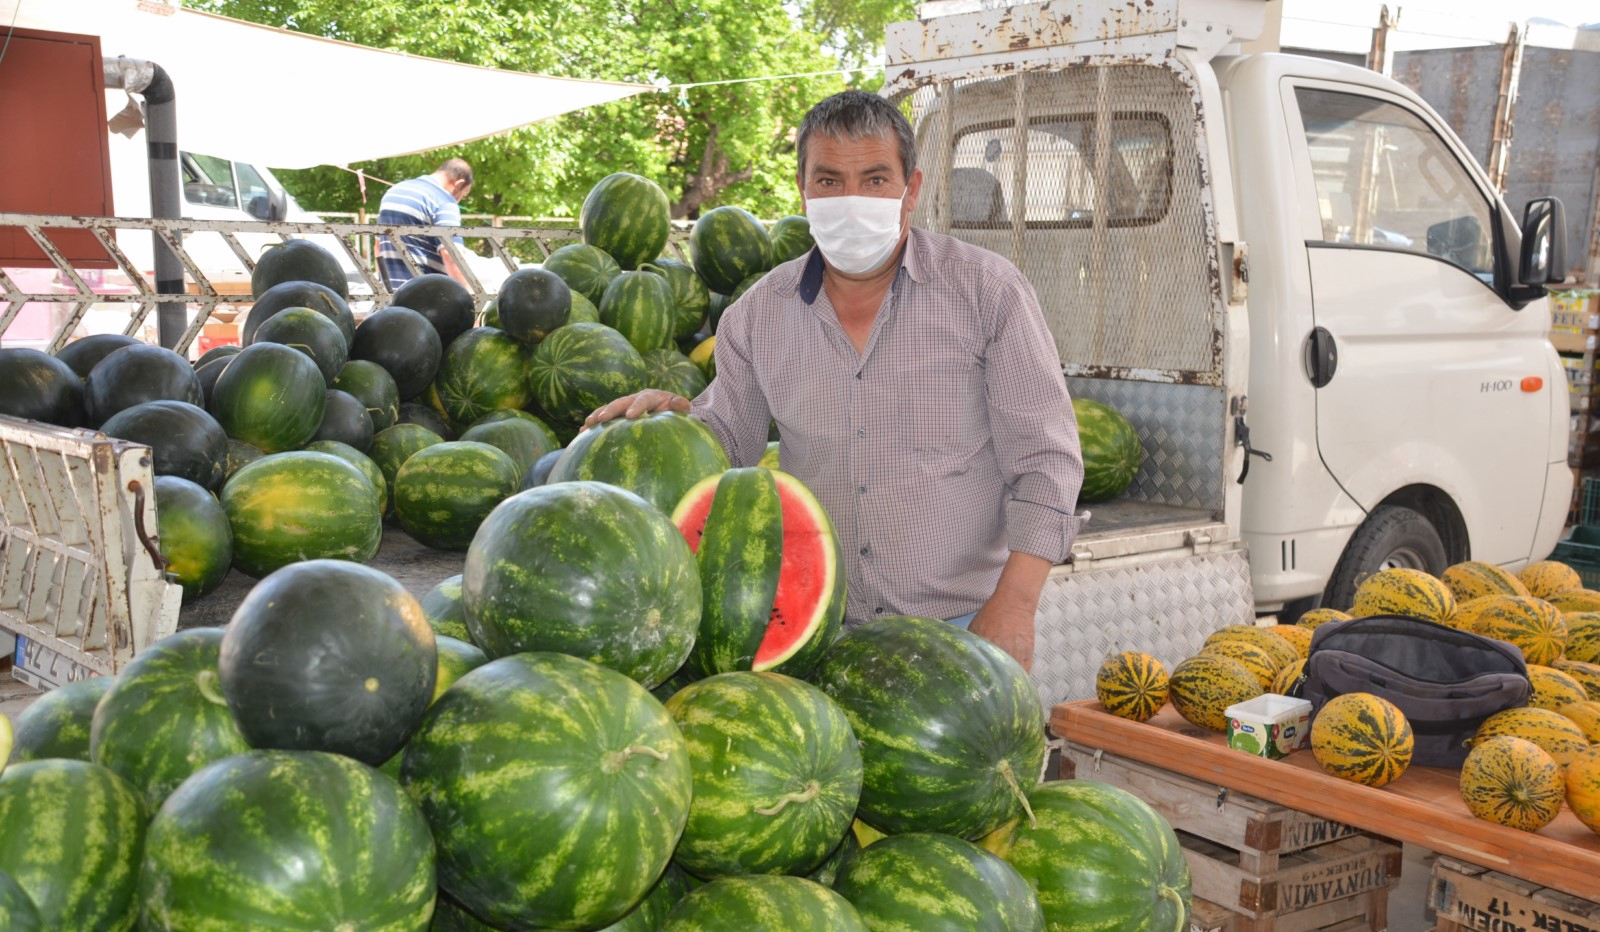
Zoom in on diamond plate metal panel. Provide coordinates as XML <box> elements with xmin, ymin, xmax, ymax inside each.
<box><xmin>1069</xmin><ymin>377</ymin><xmax>1225</xmax><ymax>512</ymax></box>
<box><xmin>1033</xmin><ymin>548</ymin><xmax>1254</xmax><ymax>713</ymax></box>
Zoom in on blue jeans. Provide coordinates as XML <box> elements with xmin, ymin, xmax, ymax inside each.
<box><xmin>945</xmin><ymin>610</ymin><xmax>978</xmax><ymax>630</ymax></box>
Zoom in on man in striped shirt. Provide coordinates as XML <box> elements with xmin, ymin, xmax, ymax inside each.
<box><xmin>585</xmin><ymin>91</ymin><xmax>1084</xmax><ymax>671</ymax></box>
<box><xmin>377</xmin><ymin>158</ymin><xmax>473</xmax><ymax>288</ymax></box>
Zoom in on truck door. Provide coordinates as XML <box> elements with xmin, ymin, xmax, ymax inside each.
<box><xmin>1287</xmin><ymin>83</ymin><xmax>1549</xmax><ymax>564</ymax></box>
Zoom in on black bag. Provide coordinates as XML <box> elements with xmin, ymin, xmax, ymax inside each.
<box><xmin>1296</xmin><ymin>615</ymin><xmax>1530</xmax><ymax>768</ymax></box>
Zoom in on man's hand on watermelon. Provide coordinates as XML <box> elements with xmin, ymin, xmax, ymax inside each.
<box><xmin>968</xmin><ymin>551</ymin><xmax>1051</xmax><ymax>672</ymax></box>
<box><xmin>584</xmin><ymin>389</ymin><xmax>691</xmax><ymax>430</ymax></box>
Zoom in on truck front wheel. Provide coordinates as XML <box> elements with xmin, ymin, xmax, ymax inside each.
<box><xmin>1322</xmin><ymin>504</ymin><xmax>1448</xmax><ymax>612</ymax></box>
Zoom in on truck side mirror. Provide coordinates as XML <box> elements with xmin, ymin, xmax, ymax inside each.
<box><xmin>1518</xmin><ymin>196</ymin><xmax>1565</xmax><ymax>286</ymax></box>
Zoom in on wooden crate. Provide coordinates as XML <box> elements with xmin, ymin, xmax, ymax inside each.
<box><xmin>1430</xmin><ymin>857</ymin><xmax>1600</xmax><ymax>932</ymax></box>
<box><xmin>1061</xmin><ymin>742</ymin><xmax>1399</xmax><ymax>932</ymax></box>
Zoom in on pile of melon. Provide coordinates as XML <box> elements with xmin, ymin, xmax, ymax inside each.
<box><xmin>1094</xmin><ymin>558</ymin><xmax>1600</xmax><ymax>836</ymax></box>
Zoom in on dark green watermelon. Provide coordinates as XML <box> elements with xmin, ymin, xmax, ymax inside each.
<box><xmin>462</xmin><ymin>482</ymin><xmax>700</xmax><ymax>687</ymax></box>
<box><xmin>731</xmin><ymin>271</ymin><xmax>764</xmax><ymax>305</ymax></box>
<box><xmin>152</xmin><ymin>475</ymin><xmax>232</xmax><ymax>603</ymax></box>
<box><xmin>527</xmin><ymin>322</ymin><xmax>648</xmax><ymax>427</ymax></box>
<box><xmin>707</xmin><ymin>291</ymin><xmax>732</xmax><ymax>334</ymax></box>
<box><xmin>219</xmin><ymin>559</ymin><xmax>437</xmax><ymax>765</ymax></box>
<box><xmin>643</xmin><ymin>257</ymin><xmax>712</xmax><ymax>340</ymax></box>
<box><xmin>193</xmin><ymin>355</ymin><xmax>231</xmax><ymax>409</ymax></box>
<box><xmin>251</xmin><ymin>238</ymin><xmax>349</xmax><ymax>300</ymax></box>
<box><xmin>54</xmin><ymin>333</ymin><xmax>139</xmax><ymax>380</ymax></box>
<box><xmin>569</xmin><ymin>289</ymin><xmax>601</xmax><ymax>323</ymax></box>
<box><xmin>808</xmin><ymin>829</ymin><xmax>860</xmax><ymax>888</ymax></box>
<box><xmin>7</xmin><ymin>676</ymin><xmax>112</xmax><ymax>764</ymax></box>
<box><xmin>580</xmin><ymin>172</ymin><xmax>672</xmax><ymax>270</ymax></box>
<box><xmin>549</xmin><ymin>410</ymin><xmax>729</xmax><ymax>516</ymax></box>
<box><xmin>221</xmin><ymin>451</ymin><xmax>384</xmax><ymax>576</ymax></box>
<box><xmin>223</xmin><ymin>438</ymin><xmax>264</xmax><ymax>481</ymax></box>
<box><xmin>84</xmin><ymin>343</ymin><xmax>203</xmax><ymax>427</ymax></box>
<box><xmin>420</xmin><ymin>573</ymin><xmax>470</xmax><ymax>642</ymax></box>
<box><xmin>543</xmin><ymin>242</ymin><xmax>621</xmax><ymax>306</ymax></box>
<box><xmin>209</xmin><ymin>342</ymin><xmax>327</xmax><ymax>453</ymax></box>
<box><xmin>368</xmin><ymin>423</ymin><xmax>445</xmax><ymax>518</ymax></box>
<box><xmin>250</xmin><ymin>305</ymin><xmax>348</xmax><ymax>385</ymax></box>
<box><xmin>662</xmin><ymin>876</ymin><xmax>867</xmax><ymax>932</ymax></box>
<box><xmin>312</xmin><ymin>388</ymin><xmax>375</xmax><ymax>451</ymax></box>
<box><xmin>599</xmin><ymin>270</ymin><xmax>676</xmax><ymax>353</ymax></box>
<box><xmin>331</xmin><ymin>359</ymin><xmax>401</xmax><ymax>432</ymax></box>
<box><xmin>433</xmin><ymin>327</ymin><xmax>533</xmax><ymax>425</ymax></box>
<box><xmin>351</xmin><ymin>306</ymin><xmax>443</xmax><ymax>400</ymax></box>
<box><xmin>690</xmin><ymin>206</ymin><xmax>772</xmax><ymax>295</ymax></box>
<box><xmin>392</xmin><ymin>273</ymin><xmax>474</xmax><ymax>347</ymax></box>
<box><xmin>393</xmin><ymin>441</ymin><xmax>521</xmax><ymax>551</ymax></box>
<box><xmin>524</xmin><ymin>449</ymin><xmax>563</xmax><ymax>489</ymax></box>
<box><xmin>768</xmin><ymin>215</ymin><xmax>815</xmax><ymax>264</ymax></box>
<box><xmin>834</xmin><ymin>832</ymin><xmax>1044</xmax><ymax>932</ymax></box>
<box><xmin>0</xmin><ymin>348</ymin><xmax>84</xmax><ymax>426</ymax></box>
<box><xmin>458</xmin><ymin>416</ymin><xmax>557</xmax><ymax>477</ymax></box>
<box><xmin>243</xmin><ymin>280</ymin><xmax>355</xmax><ymax>347</ymax></box>
<box><xmin>496</xmin><ymin>268</ymin><xmax>571</xmax><ymax>344</ymax></box>
<box><xmin>192</xmin><ymin>344</ymin><xmax>242</xmax><ymax>369</ymax></box>
<box><xmin>100</xmin><ymin>399</ymin><xmax>228</xmax><ymax>491</ymax></box>
<box><xmin>640</xmin><ymin>347</ymin><xmax>708</xmax><ymax>399</ymax></box>
<box><xmin>139</xmin><ymin>750</ymin><xmax>435</xmax><ymax>929</ymax></box>
<box><xmin>396</xmin><ymin>400</ymin><xmax>455</xmax><ymax>440</ymax></box>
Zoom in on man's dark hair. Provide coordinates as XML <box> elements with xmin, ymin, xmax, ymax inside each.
<box><xmin>796</xmin><ymin>90</ymin><xmax>917</xmax><ymax>182</ymax></box>
<box><xmin>437</xmin><ymin>158</ymin><xmax>474</xmax><ymax>188</ymax></box>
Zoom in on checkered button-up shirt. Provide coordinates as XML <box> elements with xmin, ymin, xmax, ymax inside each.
<box><xmin>692</xmin><ymin>227</ymin><xmax>1085</xmax><ymax>626</ymax></box>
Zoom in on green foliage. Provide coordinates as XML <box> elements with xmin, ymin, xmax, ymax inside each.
<box><xmin>190</xmin><ymin>1</ymin><xmax>915</xmax><ymax>220</ymax></box>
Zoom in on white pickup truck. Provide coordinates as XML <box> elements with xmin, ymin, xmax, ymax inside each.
<box><xmin>888</xmin><ymin>0</ymin><xmax>1572</xmax><ymax>705</ymax></box>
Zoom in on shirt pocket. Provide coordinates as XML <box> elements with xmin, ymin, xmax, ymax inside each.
<box><xmin>896</xmin><ymin>359</ymin><xmax>985</xmax><ymax>458</ymax></box>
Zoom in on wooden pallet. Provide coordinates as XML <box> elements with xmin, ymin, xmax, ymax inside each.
<box><xmin>1430</xmin><ymin>857</ymin><xmax>1600</xmax><ymax>932</ymax></box>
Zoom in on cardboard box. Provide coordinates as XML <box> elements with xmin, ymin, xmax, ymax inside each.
<box><xmin>1552</xmin><ymin>290</ymin><xmax>1600</xmax><ymax>333</ymax></box>
<box><xmin>1225</xmin><ymin>695</ymin><xmax>1311</xmax><ymax>760</ymax></box>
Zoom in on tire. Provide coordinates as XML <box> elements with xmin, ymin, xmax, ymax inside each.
<box><xmin>1322</xmin><ymin>504</ymin><xmax>1448</xmax><ymax>612</ymax></box>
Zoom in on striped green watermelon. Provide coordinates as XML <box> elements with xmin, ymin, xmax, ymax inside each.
<box><xmin>581</xmin><ymin>172</ymin><xmax>672</xmax><ymax>270</ymax></box>
<box><xmin>600</xmin><ymin>270</ymin><xmax>677</xmax><ymax>353</ymax></box>
<box><xmin>394</xmin><ymin>441</ymin><xmax>521</xmax><ymax>550</ymax></box>
<box><xmin>420</xmin><ymin>573</ymin><xmax>471</xmax><ymax>641</ymax></box>
<box><xmin>0</xmin><ymin>868</ymin><xmax>42</xmax><ymax>932</ymax></box>
<box><xmin>332</xmin><ymin>359</ymin><xmax>401</xmax><ymax>432</ymax></box>
<box><xmin>301</xmin><ymin>439</ymin><xmax>387</xmax><ymax>513</ymax></box>
<box><xmin>368</xmin><ymin>422</ymin><xmax>445</xmax><ymax>517</ymax></box>
<box><xmin>641</xmin><ymin>347</ymin><xmax>709</xmax><ymax>399</ymax></box>
<box><xmin>834</xmin><ymin>832</ymin><xmax>1044</xmax><ymax>932</ymax></box>
<box><xmin>662</xmin><ymin>875</ymin><xmax>867</xmax><ymax>932</ymax></box>
<box><xmin>220</xmin><ymin>451</ymin><xmax>383</xmax><ymax>577</ymax></box>
<box><xmin>544</xmin><ymin>243</ymin><xmax>622</xmax><ymax>306</ymax></box>
<box><xmin>459</xmin><ymin>415</ymin><xmax>558</xmax><ymax>477</ymax></box>
<box><xmin>140</xmin><ymin>750</ymin><xmax>435</xmax><ymax>930</ymax></box>
<box><xmin>549</xmin><ymin>410</ymin><xmax>730</xmax><ymax>516</ymax></box>
<box><xmin>470</xmin><ymin>408</ymin><xmax>562</xmax><ymax>443</ymax></box>
<box><xmin>671</xmin><ymin>467</ymin><xmax>844</xmax><ymax>679</ymax></box>
<box><xmin>495</xmin><ymin>267</ymin><xmax>571</xmax><ymax>343</ymax></box>
<box><xmin>88</xmin><ymin>628</ymin><xmax>249</xmax><ymax>809</ymax></box>
<box><xmin>250</xmin><ymin>304</ymin><xmax>348</xmax><ymax>386</ymax></box>
<box><xmin>432</xmin><ymin>636</ymin><xmax>488</xmax><ymax>704</ymax></box>
<box><xmin>664</xmin><ymin>671</ymin><xmax>862</xmax><ymax>877</ymax></box>
<box><xmin>209</xmin><ymin>342</ymin><xmax>327</xmax><ymax>453</ymax></box>
<box><xmin>1073</xmin><ymin>398</ymin><xmax>1142</xmax><ymax>503</ymax></box>
<box><xmin>768</xmin><ymin>215</ymin><xmax>815</xmax><ymax>264</ymax></box>
<box><xmin>812</xmin><ymin>616</ymin><xmax>1046</xmax><ymax>839</ymax></box>
<box><xmin>643</xmin><ymin>257</ymin><xmax>713</xmax><ymax>340</ymax></box>
<box><xmin>433</xmin><ymin>327</ymin><xmax>533</xmax><ymax>425</ymax></box>
<box><xmin>153</xmin><ymin>476</ymin><xmax>232</xmax><ymax>604</ymax></box>
<box><xmin>982</xmin><ymin>780</ymin><xmax>1191</xmax><ymax>932</ymax></box>
<box><xmin>690</xmin><ymin>206</ymin><xmax>773</xmax><ymax>295</ymax></box>
<box><xmin>807</xmin><ymin>828</ymin><xmax>860</xmax><ymax>888</ymax></box>
<box><xmin>462</xmin><ymin>482</ymin><xmax>700</xmax><ymax>688</ymax></box>
<box><xmin>0</xmin><ymin>759</ymin><xmax>146</xmax><ymax>931</ymax></box>
<box><xmin>6</xmin><ymin>676</ymin><xmax>111</xmax><ymax>764</ymax></box>
<box><xmin>730</xmin><ymin>271</ymin><xmax>765</xmax><ymax>304</ymax></box>
<box><xmin>570</xmin><ymin>289</ymin><xmax>602</xmax><ymax>323</ymax></box>
<box><xmin>528</xmin><ymin>322</ymin><xmax>648</xmax><ymax>426</ymax></box>
<box><xmin>401</xmin><ymin>652</ymin><xmax>692</xmax><ymax>930</ymax></box>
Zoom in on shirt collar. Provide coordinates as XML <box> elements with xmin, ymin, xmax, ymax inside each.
<box><xmin>795</xmin><ymin>228</ymin><xmax>928</xmax><ymax>305</ymax></box>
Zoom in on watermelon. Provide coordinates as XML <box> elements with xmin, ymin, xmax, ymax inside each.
<box><xmin>834</xmin><ymin>832</ymin><xmax>1044</xmax><ymax>932</ymax></box>
<box><xmin>433</xmin><ymin>327</ymin><xmax>533</xmax><ymax>425</ymax></box>
<box><xmin>496</xmin><ymin>268</ymin><xmax>571</xmax><ymax>343</ymax></box>
<box><xmin>528</xmin><ymin>322</ymin><xmax>649</xmax><ymax>426</ymax></box>
<box><xmin>408</xmin><ymin>386</ymin><xmax>460</xmax><ymax>438</ymax></box>
<box><xmin>139</xmin><ymin>750</ymin><xmax>434</xmax><ymax>930</ymax></box>
<box><xmin>243</xmin><ymin>280</ymin><xmax>356</xmax><ymax>347</ymax></box>
<box><xmin>331</xmin><ymin>358</ymin><xmax>401</xmax><ymax>432</ymax></box>
<box><xmin>0</xmin><ymin>869</ymin><xmax>41</xmax><ymax>931</ymax></box>
<box><xmin>369</xmin><ymin>422</ymin><xmax>445</xmax><ymax>516</ymax></box>
<box><xmin>394</xmin><ymin>440</ymin><xmax>521</xmax><ymax>550</ymax></box>
<box><xmin>768</xmin><ymin>215</ymin><xmax>815</xmax><ymax>264</ymax></box>
<box><xmin>0</xmin><ymin>759</ymin><xmax>146</xmax><ymax>931</ymax></box>
<box><xmin>219</xmin><ymin>559</ymin><xmax>437</xmax><ymax>766</ymax></box>
<box><xmin>193</xmin><ymin>344</ymin><xmax>243</xmax><ymax>369</ymax></box>
<box><xmin>84</xmin><ymin>343</ymin><xmax>203</xmax><ymax>427</ymax></box>
<box><xmin>459</xmin><ymin>416</ymin><xmax>557</xmax><ymax>478</ymax></box>
<box><xmin>525</xmin><ymin>448</ymin><xmax>563</xmax><ymax>488</ymax></box>
<box><xmin>302</xmin><ymin>439</ymin><xmax>387</xmax><ymax>513</ymax></box>
<box><xmin>550</xmin><ymin>409</ymin><xmax>730</xmax><ymax>515</ymax></box>
<box><xmin>543</xmin><ymin>242</ymin><xmax>622</xmax><ymax>306</ymax></box>
<box><xmin>462</xmin><ymin>482</ymin><xmax>699</xmax><ymax>686</ymax></box>
<box><xmin>100</xmin><ymin>399</ymin><xmax>228</xmax><ymax>491</ymax></box>
<box><xmin>0</xmin><ymin>347</ymin><xmax>84</xmax><ymax>426</ymax></box>
<box><xmin>671</xmin><ymin>467</ymin><xmax>844</xmax><ymax>679</ymax></box>
<box><xmin>641</xmin><ymin>346</ymin><xmax>709</xmax><ymax>399</ymax></box>
<box><xmin>210</xmin><ymin>342</ymin><xmax>326</xmax><ymax>453</ymax></box>
<box><xmin>643</xmin><ymin>257</ymin><xmax>712</xmax><ymax>340</ymax></box>
<box><xmin>223</xmin><ymin>438</ymin><xmax>264</xmax><ymax>479</ymax></box>
<box><xmin>193</xmin><ymin>356</ymin><xmax>231</xmax><ymax>410</ymax></box>
<box><xmin>600</xmin><ymin>270</ymin><xmax>677</xmax><ymax>353</ymax></box>
<box><xmin>689</xmin><ymin>335</ymin><xmax>716</xmax><ymax>379</ymax></box>
<box><xmin>251</xmin><ymin>238</ymin><xmax>349</xmax><ymax>299</ymax></box>
<box><xmin>664</xmin><ymin>671</ymin><xmax>863</xmax><ymax>877</ymax></box>
<box><xmin>730</xmin><ymin>271</ymin><xmax>764</xmax><ymax>304</ymax></box>
<box><xmin>662</xmin><ymin>876</ymin><xmax>867</xmax><ymax>932</ymax></box>
<box><xmin>392</xmin><ymin>273</ymin><xmax>474</xmax><ymax>347</ymax></box>
<box><xmin>570</xmin><ymin>289</ymin><xmax>601</xmax><ymax>323</ymax></box>
<box><xmin>312</xmin><ymin>387</ymin><xmax>376</xmax><ymax>451</ymax></box>
<box><xmin>812</xmin><ymin>616</ymin><xmax>1046</xmax><ymax>839</ymax></box>
<box><xmin>1073</xmin><ymin>397</ymin><xmax>1143</xmax><ymax>503</ymax></box>
<box><xmin>581</xmin><ymin>172</ymin><xmax>672</xmax><ymax>270</ymax></box>
<box><xmin>88</xmin><ymin>628</ymin><xmax>249</xmax><ymax>808</ymax></box>
<box><xmin>432</xmin><ymin>636</ymin><xmax>488</xmax><ymax>704</ymax></box>
<box><xmin>55</xmin><ymin>333</ymin><xmax>140</xmax><ymax>379</ymax></box>
<box><xmin>421</xmin><ymin>573</ymin><xmax>471</xmax><ymax>641</ymax></box>
<box><xmin>690</xmin><ymin>206</ymin><xmax>773</xmax><ymax>295</ymax></box>
<box><xmin>250</xmin><ymin>304</ymin><xmax>348</xmax><ymax>386</ymax></box>
<box><xmin>351</xmin><ymin>306</ymin><xmax>443</xmax><ymax>400</ymax></box>
<box><xmin>707</xmin><ymin>292</ymin><xmax>731</xmax><ymax>334</ymax></box>
<box><xmin>6</xmin><ymin>676</ymin><xmax>112</xmax><ymax>764</ymax></box>
<box><xmin>153</xmin><ymin>475</ymin><xmax>232</xmax><ymax>603</ymax></box>
<box><xmin>220</xmin><ymin>451</ymin><xmax>384</xmax><ymax>577</ymax></box>
<box><xmin>983</xmin><ymin>780</ymin><xmax>1191</xmax><ymax>932</ymax></box>
<box><xmin>807</xmin><ymin>829</ymin><xmax>860</xmax><ymax>888</ymax></box>
<box><xmin>400</xmin><ymin>652</ymin><xmax>692</xmax><ymax>930</ymax></box>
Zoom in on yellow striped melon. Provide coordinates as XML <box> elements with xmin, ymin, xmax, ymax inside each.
<box><xmin>1567</xmin><ymin>746</ymin><xmax>1600</xmax><ymax>834</ymax></box>
<box><xmin>1202</xmin><ymin>625</ymin><xmax>1300</xmax><ymax>670</ymax></box>
<box><xmin>1468</xmin><ymin>707</ymin><xmax>1592</xmax><ymax>769</ymax></box>
<box><xmin>1271</xmin><ymin>659</ymin><xmax>1306</xmax><ymax>697</ymax></box>
<box><xmin>1559</xmin><ymin>701</ymin><xmax>1600</xmax><ymax>743</ymax></box>
<box><xmin>1441</xmin><ymin>560</ymin><xmax>1531</xmax><ymax>602</ymax></box>
<box><xmin>1528</xmin><ymin>664</ymin><xmax>1590</xmax><ymax>711</ymax></box>
<box><xmin>1473</xmin><ymin>597</ymin><xmax>1566</xmax><ymax>667</ymax></box>
<box><xmin>1550</xmin><ymin>589</ymin><xmax>1600</xmax><ymax>614</ymax></box>
<box><xmin>1566</xmin><ymin>612</ymin><xmax>1600</xmax><ymax>664</ymax></box>
<box><xmin>1274</xmin><ymin>625</ymin><xmax>1313</xmax><ymax>660</ymax></box>
<box><xmin>1349</xmin><ymin>567</ymin><xmax>1455</xmax><ymax>624</ymax></box>
<box><xmin>1450</xmin><ymin>595</ymin><xmax>1503</xmax><ymax>633</ymax></box>
<box><xmin>1199</xmin><ymin>639</ymin><xmax>1280</xmax><ymax>691</ymax></box>
<box><xmin>1168</xmin><ymin>655</ymin><xmax>1263</xmax><ymax>733</ymax></box>
<box><xmin>1518</xmin><ymin>561</ymin><xmax>1583</xmax><ymax>600</ymax></box>
<box><xmin>1459</xmin><ymin>735</ymin><xmax>1564</xmax><ymax>831</ymax></box>
<box><xmin>1094</xmin><ymin>651</ymin><xmax>1170</xmax><ymax>723</ymax></box>
<box><xmin>1309</xmin><ymin>693</ymin><xmax>1413</xmax><ymax>788</ymax></box>
<box><xmin>1296</xmin><ymin>608</ymin><xmax>1351</xmax><ymax>629</ymax></box>
<box><xmin>1553</xmin><ymin>659</ymin><xmax>1600</xmax><ymax>701</ymax></box>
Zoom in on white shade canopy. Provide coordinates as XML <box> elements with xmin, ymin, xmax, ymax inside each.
<box><xmin>5</xmin><ymin>0</ymin><xmax>654</xmax><ymax>169</ymax></box>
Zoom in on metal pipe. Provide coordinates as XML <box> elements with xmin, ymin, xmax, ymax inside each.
<box><xmin>104</xmin><ymin>57</ymin><xmax>185</xmax><ymax>349</ymax></box>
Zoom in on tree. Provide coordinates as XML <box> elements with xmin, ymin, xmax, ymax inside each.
<box><xmin>190</xmin><ymin>0</ymin><xmax>914</xmax><ymax>220</ymax></box>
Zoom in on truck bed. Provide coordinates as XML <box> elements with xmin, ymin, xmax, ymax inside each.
<box><xmin>1075</xmin><ymin>498</ymin><xmax>1219</xmax><ymax>541</ymax></box>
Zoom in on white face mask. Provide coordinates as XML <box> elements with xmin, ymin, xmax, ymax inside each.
<box><xmin>805</xmin><ymin>193</ymin><xmax>906</xmax><ymax>275</ymax></box>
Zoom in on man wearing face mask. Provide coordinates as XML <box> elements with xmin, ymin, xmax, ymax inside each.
<box><xmin>584</xmin><ymin>90</ymin><xmax>1084</xmax><ymax>671</ymax></box>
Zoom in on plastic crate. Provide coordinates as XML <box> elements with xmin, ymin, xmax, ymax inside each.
<box><xmin>1552</xmin><ymin>525</ymin><xmax>1600</xmax><ymax>589</ymax></box>
<box><xmin>1581</xmin><ymin>477</ymin><xmax>1600</xmax><ymax>526</ymax></box>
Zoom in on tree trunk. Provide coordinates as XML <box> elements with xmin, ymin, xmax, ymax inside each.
<box><xmin>673</xmin><ymin>125</ymin><xmax>754</xmax><ymax>219</ymax></box>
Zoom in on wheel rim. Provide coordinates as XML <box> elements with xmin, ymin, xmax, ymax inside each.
<box><xmin>1379</xmin><ymin>546</ymin><xmax>1429</xmax><ymax>571</ymax></box>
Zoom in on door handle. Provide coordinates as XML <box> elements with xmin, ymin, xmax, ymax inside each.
<box><xmin>1306</xmin><ymin>327</ymin><xmax>1338</xmax><ymax>388</ymax></box>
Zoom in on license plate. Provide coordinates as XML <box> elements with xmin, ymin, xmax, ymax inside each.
<box><xmin>13</xmin><ymin>636</ymin><xmax>101</xmax><ymax>691</ymax></box>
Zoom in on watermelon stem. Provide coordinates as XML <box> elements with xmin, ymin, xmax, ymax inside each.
<box><xmin>196</xmin><ymin>669</ymin><xmax>227</xmax><ymax>707</ymax></box>
<box><xmin>754</xmin><ymin>780</ymin><xmax>820</xmax><ymax>816</ymax></box>
<box><xmin>1160</xmin><ymin>885</ymin><xmax>1187</xmax><ymax>932</ymax></box>
<box><xmin>602</xmin><ymin>744</ymin><xmax>670</xmax><ymax>773</ymax></box>
<box><xmin>996</xmin><ymin>759</ymin><xmax>1037</xmax><ymax>829</ymax></box>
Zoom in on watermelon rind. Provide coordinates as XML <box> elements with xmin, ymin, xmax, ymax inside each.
<box><xmin>527</xmin><ymin>322</ymin><xmax>648</xmax><ymax>427</ymax></box>
<box><xmin>432</xmin><ymin>327</ymin><xmax>533</xmax><ymax>426</ymax></box>
<box><xmin>640</xmin><ymin>347</ymin><xmax>709</xmax><ymax>399</ymax></box>
<box><xmin>643</xmin><ymin>257</ymin><xmax>712</xmax><ymax>340</ymax></box>
<box><xmin>600</xmin><ymin>270</ymin><xmax>677</xmax><ymax>354</ymax></box>
<box><xmin>7</xmin><ymin>676</ymin><xmax>113</xmax><ymax>764</ymax></box>
<box><xmin>393</xmin><ymin>441</ymin><xmax>522</xmax><ymax>551</ymax></box>
<box><xmin>543</xmin><ymin>243</ymin><xmax>622</xmax><ymax>307</ymax></box>
<box><xmin>690</xmin><ymin>206</ymin><xmax>773</xmax><ymax>295</ymax></box>
<box><xmin>549</xmin><ymin>409</ymin><xmax>730</xmax><ymax>517</ymax></box>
